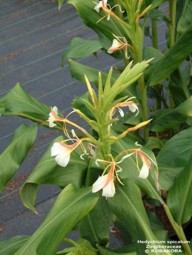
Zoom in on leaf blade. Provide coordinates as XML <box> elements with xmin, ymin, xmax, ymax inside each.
<box><xmin>14</xmin><ymin>185</ymin><xmax>98</xmax><ymax>255</ymax></box>
<box><xmin>0</xmin><ymin>124</ymin><xmax>37</xmax><ymax>192</ymax></box>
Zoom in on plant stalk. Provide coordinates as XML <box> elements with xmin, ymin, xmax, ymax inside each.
<box><xmin>151</xmin><ymin>19</ymin><xmax>158</xmax><ymax>49</ymax></box>
<box><xmin>162</xmin><ymin>203</ymin><xmax>192</xmax><ymax>255</ymax></box>
<box><xmin>168</xmin><ymin>0</ymin><xmax>177</xmax><ymax>109</ymax></box>
<box><xmin>169</xmin><ymin>0</ymin><xmax>177</xmax><ymax>48</ymax></box>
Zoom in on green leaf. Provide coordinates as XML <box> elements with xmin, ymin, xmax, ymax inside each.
<box><xmin>80</xmin><ymin>197</ymin><xmax>111</xmax><ymax>246</ymax></box>
<box><xmin>0</xmin><ymin>236</ymin><xmax>29</xmax><ymax>255</ymax></box>
<box><xmin>169</xmin><ymin>69</ymin><xmax>189</xmax><ymax>106</ymax></box>
<box><xmin>148</xmin><ymin>25</ymin><xmax>192</xmax><ymax>86</ymax></box>
<box><xmin>150</xmin><ymin>97</ymin><xmax>192</xmax><ymax>132</ymax></box>
<box><xmin>145</xmin><ymin>137</ymin><xmax>163</xmax><ymax>150</ymax></box>
<box><xmin>108</xmin><ymin>181</ymin><xmax>167</xmax><ymax>255</ymax></box>
<box><xmin>157</xmin><ymin>127</ymin><xmax>192</xmax><ymax>168</ymax></box>
<box><xmin>66</xmin><ymin>0</ymin><xmax>128</xmax><ymax>49</ymax></box>
<box><xmin>167</xmin><ymin>154</ymin><xmax>192</xmax><ymax>224</ymax></box>
<box><xmin>158</xmin><ymin>165</ymin><xmax>183</xmax><ymax>191</ymax></box>
<box><xmin>68</xmin><ymin>59</ymin><xmax>119</xmax><ymax>84</ymax></box>
<box><xmin>62</xmin><ymin>37</ymin><xmax>101</xmax><ymax>65</ymax></box>
<box><xmin>14</xmin><ymin>185</ymin><xmax>98</xmax><ymax>255</ymax></box>
<box><xmin>0</xmin><ymin>124</ymin><xmax>37</xmax><ymax>192</ymax></box>
<box><xmin>0</xmin><ymin>83</ymin><xmax>51</xmax><ymax>127</ymax></box>
<box><xmin>20</xmin><ymin>136</ymin><xmax>88</xmax><ymax>212</ymax></box>
<box><xmin>177</xmin><ymin>0</ymin><xmax>192</xmax><ymax>37</ymax></box>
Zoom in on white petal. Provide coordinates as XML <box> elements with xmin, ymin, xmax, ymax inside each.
<box><xmin>55</xmin><ymin>153</ymin><xmax>70</xmax><ymax>167</ymax></box>
<box><xmin>52</xmin><ymin>106</ymin><xmax>58</xmax><ymax>114</ymax></box>
<box><xmin>102</xmin><ymin>180</ymin><xmax>115</xmax><ymax>197</ymax></box>
<box><xmin>51</xmin><ymin>142</ymin><xmax>71</xmax><ymax>167</ymax></box>
<box><xmin>128</xmin><ymin>104</ymin><xmax>138</xmax><ymax>113</ymax></box>
<box><xmin>49</xmin><ymin>122</ymin><xmax>56</xmax><ymax>128</ymax></box>
<box><xmin>138</xmin><ymin>164</ymin><xmax>149</xmax><ymax>179</ymax></box>
<box><xmin>118</xmin><ymin>108</ymin><xmax>124</xmax><ymax>117</ymax></box>
<box><xmin>92</xmin><ymin>175</ymin><xmax>108</xmax><ymax>193</ymax></box>
<box><xmin>107</xmin><ymin>39</ymin><xmax>122</xmax><ymax>54</ymax></box>
<box><xmin>94</xmin><ymin>1</ymin><xmax>102</xmax><ymax>12</ymax></box>
<box><xmin>111</xmin><ymin>39</ymin><xmax>122</xmax><ymax>48</ymax></box>
<box><xmin>48</xmin><ymin>106</ymin><xmax>58</xmax><ymax>127</ymax></box>
<box><xmin>51</xmin><ymin>143</ymin><xmax>66</xmax><ymax>156</ymax></box>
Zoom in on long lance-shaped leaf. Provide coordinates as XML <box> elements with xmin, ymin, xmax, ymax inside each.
<box><xmin>157</xmin><ymin>127</ymin><xmax>192</xmax><ymax>168</ymax></box>
<box><xmin>20</xmin><ymin>136</ymin><xmax>89</xmax><ymax>212</ymax></box>
<box><xmin>68</xmin><ymin>59</ymin><xmax>119</xmax><ymax>84</ymax></box>
<box><xmin>0</xmin><ymin>236</ymin><xmax>29</xmax><ymax>255</ymax></box>
<box><xmin>67</xmin><ymin>0</ymin><xmax>130</xmax><ymax>49</ymax></box>
<box><xmin>167</xmin><ymin>154</ymin><xmax>192</xmax><ymax>224</ymax></box>
<box><xmin>108</xmin><ymin>181</ymin><xmax>171</xmax><ymax>255</ymax></box>
<box><xmin>177</xmin><ymin>0</ymin><xmax>192</xmax><ymax>37</ymax></box>
<box><xmin>0</xmin><ymin>83</ymin><xmax>52</xmax><ymax>127</ymax></box>
<box><xmin>14</xmin><ymin>184</ymin><xmax>98</xmax><ymax>255</ymax></box>
<box><xmin>0</xmin><ymin>124</ymin><xmax>37</xmax><ymax>192</ymax></box>
<box><xmin>62</xmin><ymin>37</ymin><xmax>102</xmax><ymax>65</ymax></box>
<box><xmin>150</xmin><ymin>96</ymin><xmax>192</xmax><ymax>132</ymax></box>
<box><xmin>157</xmin><ymin>128</ymin><xmax>192</xmax><ymax>190</ymax></box>
<box><xmin>80</xmin><ymin>197</ymin><xmax>111</xmax><ymax>246</ymax></box>
<box><xmin>148</xmin><ymin>24</ymin><xmax>192</xmax><ymax>86</ymax></box>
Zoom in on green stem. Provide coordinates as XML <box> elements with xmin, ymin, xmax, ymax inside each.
<box><xmin>151</xmin><ymin>19</ymin><xmax>158</xmax><ymax>49</ymax></box>
<box><xmin>169</xmin><ymin>0</ymin><xmax>177</xmax><ymax>48</ymax></box>
<box><xmin>131</xmin><ymin>23</ymin><xmax>149</xmax><ymax>140</ymax></box>
<box><xmin>163</xmin><ymin>203</ymin><xmax>192</xmax><ymax>255</ymax></box>
<box><xmin>138</xmin><ymin>75</ymin><xmax>149</xmax><ymax>141</ymax></box>
<box><xmin>18</xmin><ymin>113</ymin><xmax>63</xmax><ymax>131</ymax></box>
<box><xmin>169</xmin><ymin>0</ymin><xmax>177</xmax><ymax>109</ymax></box>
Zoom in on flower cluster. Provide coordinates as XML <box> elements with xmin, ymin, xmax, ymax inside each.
<box><xmin>47</xmin><ymin>99</ymin><xmax>155</xmax><ymax>198</ymax></box>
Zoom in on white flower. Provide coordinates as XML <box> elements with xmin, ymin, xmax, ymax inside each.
<box><xmin>92</xmin><ymin>174</ymin><xmax>115</xmax><ymax>197</ymax></box>
<box><xmin>107</xmin><ymin>39</ymin><xmax>123</xmax><ymax>54</ymax></box>
<box><xmin>138</xmin><ymin>163</ymin><xmax>149</xmax><ymax>179</ymax></box>
<box><xmin>136</xmin><ymin>150</ymin><xmax>152</xmax><ymax>179</ymax></box>
<box><xmin>51</xmin><ymin>142</ymin><xmax>71</xmax><ymax>167</ymax></box>
<box><xmin>94</xmin><ymin>0</ymin><xmax>107</xmax><ymax>13</ymax></box>
<box><xmin>48</xmin><ymin>106</ymin><xmax>60</xmax><ymax>128</ymax></box>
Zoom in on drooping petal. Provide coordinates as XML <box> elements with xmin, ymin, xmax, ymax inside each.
<box><xmin>48</xmin><ymin>106</ymin><xmax>59</xmax><ymax>127</ymax></box>
<box><xmin>92</xmin><ymin>175</ymin><xmax>108</xmax><ymax>193</ymax></box>
<box><xmin>102</xmin><ymin>180</ymin><xmax>115</xmax><ymax>197</ymax></box>
<box><xmin>138</xmin><ymin>163</ymin><xmax>149</xmax><ymax>179</ymax></box>
<box><xmin>55</xmin><ymin>153</ymin><xmax>70</xmax><ymax>167</ymax></box>
<box><xmin>107</xmin><ymin>39</ymin><xmax>122</xmax><ymax>54</ymax></box>
<box><xmin>128</xmin><ymin>103</ymin><xmax>139</xmax><ymax>113</ymax></box>
<box><xmin>94</xmin><ymin>1</ymin><xmax>102</xmax><ymax>12</ymax></box>
<box><xmin>51</xmin><ymin>142</ymin><xmax>71</xmax><ymax>167</ymax></box>
<box><xmin>94</xmin><ymin>0</ymin><xmax>108</xmax><ymax>12</ymax></box>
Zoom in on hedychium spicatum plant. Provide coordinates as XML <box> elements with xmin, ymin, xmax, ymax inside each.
<box><xmin>0</xmin><ymin>59</ymin><xmax>191</xmax><ymax>254</ymax></box>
